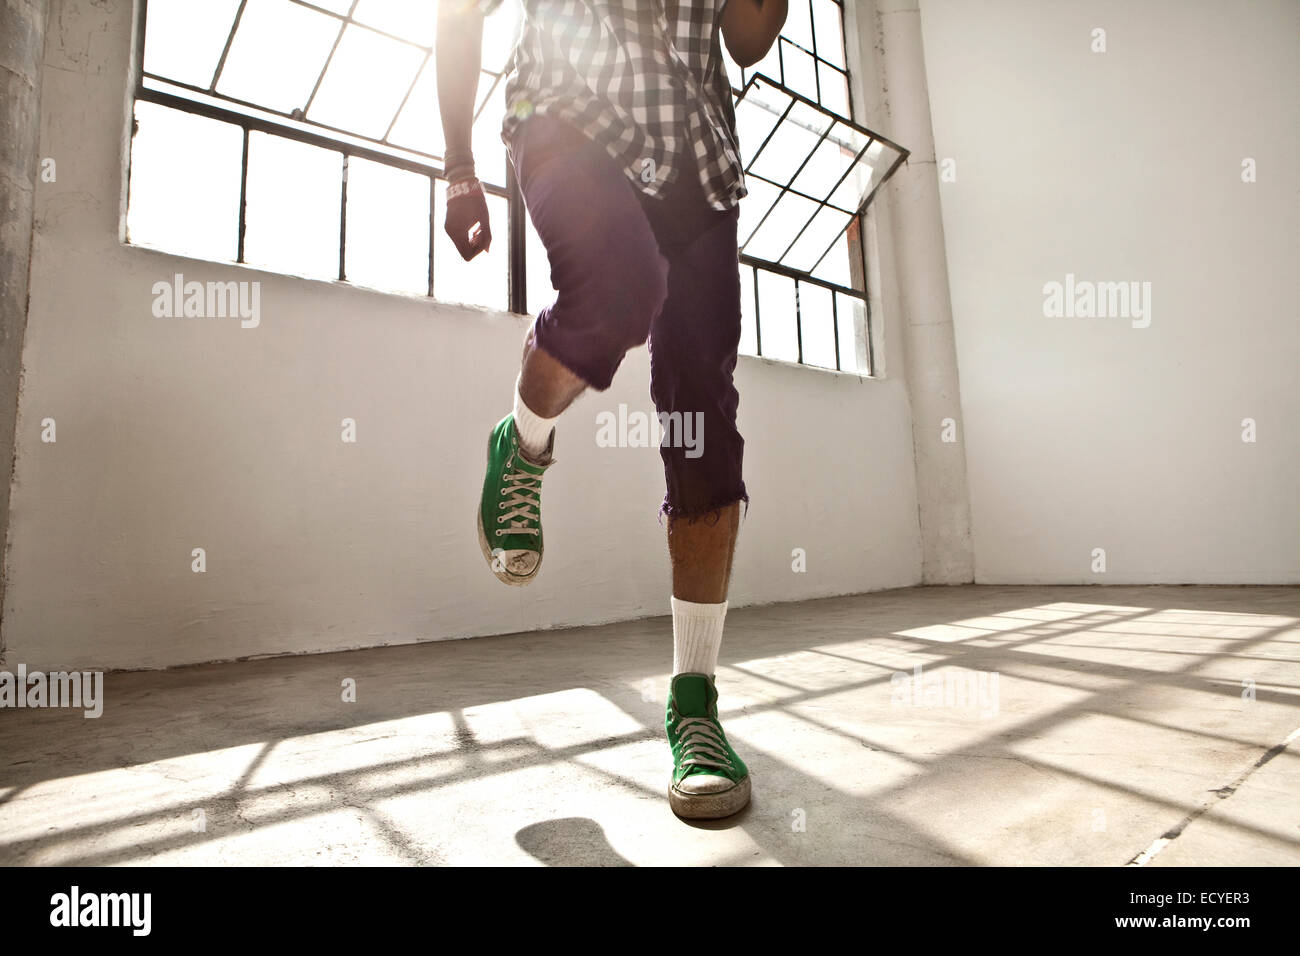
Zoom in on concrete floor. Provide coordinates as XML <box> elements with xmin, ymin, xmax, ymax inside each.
<box><xmin>1</xmin><ymin>585</ymin><xmax>1297</xmax><ymax>866</ymax></box>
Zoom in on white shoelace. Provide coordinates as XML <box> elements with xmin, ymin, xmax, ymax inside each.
<box><xmin>496</xmin><ymin>466</ymin><xmax>543</xmax><ymax>537</ymax></box>
<box><xmin>675</xmin><ymin>717</ymin><xmax>734</xmax><ymax>772</ymax></box>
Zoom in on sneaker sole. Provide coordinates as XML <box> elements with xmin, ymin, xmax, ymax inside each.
<box><xmin>669</xmin><ymin>775</ymin><xmax>752</xmax><ymax>820</ymax></box>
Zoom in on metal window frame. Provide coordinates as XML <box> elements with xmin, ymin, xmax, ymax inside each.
<box><xmin>127</xmin><ymin>0</ymin><xmax>902</xmax><ymax>373</ymax></box>
<box><xmin>130</xmin><ymin>0</ymin><xmax>527</xmax><ymax>310</ymax></box>
<box><xmin>743</xmin><ymin>0</ymin><xmax>856</xmax><ymax>118</ymax></box>
<box><xmin>734</xmin><ymin>71</ymin><xmax>908</xmax><ymax>373</ymax></box>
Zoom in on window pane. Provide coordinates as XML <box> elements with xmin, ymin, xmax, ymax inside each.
<box><xmin>352</xmin><ymin>0</ymin><xmax>438</xmax><ymax>46</ymax></box>
<box><xmin>739</xmin><ymin>264</ymin><xmax>758</xmax><ymax>356</ymax></box>
<box><xmin>736</xmin><ymin>176</ymin><xmax>781</xmax><ymax>250</ymax></box>
<box><xmin>813</xmin><ymin>0</ymin><xmax>847</xmax><ymax>69</ymax></box>
<box><xmin>243</xmin><ymin>133</ymin><xmax>343</xmax><ymax>281</ymax></box>
<box><xmin>835</xmin><ymin>292</ymin><xmax>869</xmax><ymax>374</ymax></box>
<box><xmin>827</xmin><ymin>137</ymin><xmax>889</xmax><ymax>211</ymax></box>
<box><xmin>142</xmin><ymin>0</ymin><xmax>243</xmax><ymax>89</ymax></box>
<box><xmin>818</xmin><ymin>62</ymin><xmax>851</xmax><ymax>118</ymax></box>
<box><xmin>784</xmin><ymin>205</ymin><xmax>852</xmax><ymax>274</ymax></box>
<box><xmin>216</xmin><ymin>0</ymin><xmax>340</xmax><ymax>114</ymax></box>
<box><xmin>345</xmin><ymin>158</ymin><xmax>431</xmax><ymax>296</ymax></box>
<box><xmin>525</xmin><ymin>215</ymin><xmax>556</xmax><ymax>317</ymax></box>
<box><xmin>127</xmin><ymin>103</ymin><xmax>244</xmax><ymax>261</ymax></box>
<box><xmin>433</xmin><ymin>182</ymin><xmax>508</xmax><ymax>310</ymax></box>
<box><xmin>749</xmin><ymin>102</ymin><xmax>832</xmax><ymax>185</ymax></box>
<box><xmin>734</xmin><ymin>84</ymin><xmax>791</xmax><ymax>166</ymax></box>
<box><xmin>781</xmin><ymin>42</ymin><xmax>818</xmax><ymax>103</ymax></box>
<box><xmin>388</xmin><ymin>58</ymin><xmax>444</xmax><ymax>157</ymax></box>
<box><xmin>744</xmin><ymin>191</ymin><xmax>820</xmax><ymax>264</ymax></box>
<box><xmin>755</xmin><ymin>270</ymin><xmax>798</xmax><ymax>363</ymax></box>
<box><xmin>798</xmin><ymin>282</ymin><xmax>836</xmax><ymax>369</ymax></box>
<box><xmin>308</xmin><ymin>25</ymin><xmax>425</xmax><ymax>139</ymax></box>
<box><xmin>784</xmin><ymin>1</ymin><xmax>815</xmax><ymax>52</ymax></box>
<box><xmin>791</xmin><ymin>122</ymin><xmax>866</xmax><ymax>202</ymax></box>
<box><xmin>811</xmin><ymin>225</ymin><xmax>854</xmax><ymax>289</ymax></box>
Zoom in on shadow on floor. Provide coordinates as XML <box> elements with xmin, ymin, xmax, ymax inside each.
<box><xmin>1</xmin><ymin>585</ymin><xmax>1297</xmax><ymax>865</ymax></box>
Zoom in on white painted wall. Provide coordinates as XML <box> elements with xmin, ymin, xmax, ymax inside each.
<box><xmin>3</xmin><ymin>0</ymin><xmax>922</xmax><ymax>671</ymax></box>
<box><xmin>919</xmin><ymin>0</ymin><xmax>1300</xmax><ymax>583</ymax></box>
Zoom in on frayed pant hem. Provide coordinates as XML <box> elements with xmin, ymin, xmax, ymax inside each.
<box><xmin>656</xmin><ymin>492</ymin><xmax>749</xmax><ymax>527</ymax></box>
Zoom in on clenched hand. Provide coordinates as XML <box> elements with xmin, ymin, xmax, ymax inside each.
<box><xmin>445</xmin><ymin>177</ymin><xmax>492</xmax><ymax>261</ymax></box>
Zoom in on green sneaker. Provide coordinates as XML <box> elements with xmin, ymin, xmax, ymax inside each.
<box><xmin>666</xmin><ymin>673</ymin><xmax>752</xmax><ymax>819</ymax></box>
<box><xmin>476</xmin><ymin>413</ymin><xmax>554</xmax><ymax>586</ymax></box>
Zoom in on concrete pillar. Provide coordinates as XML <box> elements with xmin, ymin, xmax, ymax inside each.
<box><xmin>0</xmin><ymin>0</ymin><xmax>47</xmax><ymax>645</ymax></box>
<box><xmin>862</xmin><ymin>0</ymin><xmax>974</xmax><ymax>584</ymax></box>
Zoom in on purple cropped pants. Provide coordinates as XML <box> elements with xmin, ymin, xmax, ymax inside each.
<box><xmin>508</xmin><ymin>113</ymin><xmax>748</xmax><ymax>519</ymax></box>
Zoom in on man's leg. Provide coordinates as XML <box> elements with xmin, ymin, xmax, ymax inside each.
<box><xmin>477</xmin><ymin>114</ymin><xmax>668</xmax><ymax>584</ymax></box>
<box><xmin>667</xmin><ymin>502</ymin><xmax>740</xmax><ymax>605</ymax></box>
<box><xmin>645</xmin><ymin>195</ymin><xmax>751</xmax><ymax>818</ymax></box>
<box><xmin>667</xmin><ymin>503</ymin><xmax>740</xmax><ymax>724</ymax></box>
<box><xmin>508</xmin><ymin>324</ymin><xmax>582</xmax><ymax>478</ymax></box>
<box><xmin>517</xmin><ymin>324</ymin><xmax>585</xmax><ymax>421</ymax></box>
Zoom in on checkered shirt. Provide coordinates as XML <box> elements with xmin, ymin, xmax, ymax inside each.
<box><xmin>473</xmin><ymin>0</ymin><xmax>747</xmax><ymax>210</ymax></box>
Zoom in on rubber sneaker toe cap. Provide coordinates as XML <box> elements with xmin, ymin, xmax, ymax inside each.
<box><xmin>675</xmin><ymin>773</ymin><xmax>737</xmax><ymax>795</ymax></box>
<box><xmin>502</xmin><ymin>549</ymin><xmax>540</xmax><ymax>576</ymax></box>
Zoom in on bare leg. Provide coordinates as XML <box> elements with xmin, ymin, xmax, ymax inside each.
<box><xmin>667</xmin><ymin>502</ymin><xmax>740</xmax><ymax>603</ymax></box>
<box><xmin>518</xmin><ymin>324</ymin><xmax>586</xmax><ymax>418</ymax></box>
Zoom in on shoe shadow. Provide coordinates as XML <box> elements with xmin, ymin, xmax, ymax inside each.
<box><xmin>515</xmin><ymin>817</ymin><xmax>634</xmax><ymax>866</ymax></box>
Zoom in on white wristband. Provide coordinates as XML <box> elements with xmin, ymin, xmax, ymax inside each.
<box><xmin>447</xmin><ymin>178</ymin><xmax>483</xmax><ymax>201</ymax></box>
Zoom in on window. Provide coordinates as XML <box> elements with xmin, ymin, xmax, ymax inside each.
<box><xmin>126</xmin><ymin>0</ymin><xmax>906</xmax><ymax>372</ymax></box>
<box><xmin>726</xmin><ymin>1</ymin><xmax>909</xmax><ymax>374</ymax></box>
<box><xmin>129</xmin><ymin>0</ymin><xmax>521</xmax><ymax>310</ymax></box>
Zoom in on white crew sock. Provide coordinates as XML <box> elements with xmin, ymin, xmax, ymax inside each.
<box><xmin>513</xmin><ymin>375</ymin><xmax>558</xmax><ymax>460</ymax></box>
<box><xmin>672</xmin><ymin>596</ymin><xmax>728</xmax><ymax>677</ymax></box>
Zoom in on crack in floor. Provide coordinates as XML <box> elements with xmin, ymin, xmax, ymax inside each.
<box><xmin>1126</xmin><ymin>723</ymin><xmax>1300</xmax><ymax>866</ymax></box>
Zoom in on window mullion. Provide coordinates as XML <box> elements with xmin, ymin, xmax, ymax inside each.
<box><xmin>209</xmin><ymin>0</ymin><xmax>249</xmax><ymax>92</ymax></box>
<box><xmin>338</xmin><ymin>152</ymin><xmax>349</xmax><ymax>281</ymax></box>
<box><xmin>237</xmin><ymin>126</ymin><xmax>250</xmax><ymax>263</ymax></box>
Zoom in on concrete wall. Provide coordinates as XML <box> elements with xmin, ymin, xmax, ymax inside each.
<box><xmin>0</xmin><ymin>0</ymin><xmax>46</xmax><ymax>654</ymax></box>
<box><xmin>853</xmin><ymin>0</ymin><xmax>974</xmax><ymax>585</ymax></box>
<box><xmin>2</xmin><ymin>0</ymin><xmax>923</xmax><ymax>670</ymax></box>
<box><xmin>919</xmin><ymin>0</ymin><xmax>1300</xmax><ymax>583</ymax></box>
